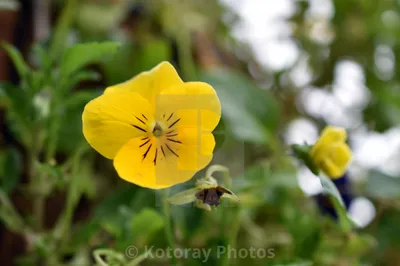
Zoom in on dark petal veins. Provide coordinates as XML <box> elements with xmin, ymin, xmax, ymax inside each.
<box><xmin>167</xmin><ymin>113</ymin><xmax>174</xmax><ymax>121</ymax></box>
<box><xmin>165</xmin><ymin>143</ymin><xmax>179</xmax><ymax>157</ymax></box>
<box><xmin>161</xmin><ymin>146</ymin><xmax>166</xmax><ymax>157</ymax></box>
<box><xmin>153</xmin><ymin>148</ymin><xmax>158</xmax><ymax>165</ymax></box>
<box><xmin>135</xmin><ymin>115</ymin><xmax>146</xmax><ymax>125</ymax></box>
<box><xmin>142</xmin><ymin>144</ymin><xmax>152</xmax><ymax>160</ymax></box>
<box><xmin>168</xmin><ymin>118</ymin><xmax>180</xmax><ymax>129</ymax></box>
<box><xmin>139</xmin><ymin>139</ymin><xmax>150</xmax><ymax>147</ymax></box>
<box><xmin>167</xmin><ymin>138</ymin><xmax>182</xmax><ymax>144</ymax></box>
<box><xmin>133</xmin><ymin>125</ymin><xmax>147</xmax><ymax>133</ymax></box>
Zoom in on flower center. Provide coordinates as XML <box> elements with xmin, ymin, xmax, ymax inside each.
<box><xmin>152</xmin><ymin>122</ymin><xmax>163</xmax><ymax>138</ymax></box>
<box><xmin>134</xmin><ymin>112</ymin><xmax>183</xmax><ymax>165</ymax></box>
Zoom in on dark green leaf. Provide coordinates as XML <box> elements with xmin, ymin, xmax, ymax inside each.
<box><xmin>291</xmin><ymin>144</ymin><xmax>320</xmax><ymax>176</ymax></box>
<box><xmin>200</xmin><ymin>68</ymin><xmax>280</xmax><ymax>144</ymax></box>
<box><xmin>56</xmin><ymin>90</ymin><xmax>102</xmax><ymax>153</ymax></box>
<box><xmin>319</xmin><ymin>175</ymin><xmax>354</xmax><ymax>231</ymax></box>
<box><xmin>66</xmin><ymin>70</ymin><xmax>101</xmax><ymax>89</ymax></box>
<box><xmin>1</xmin><ymin>42</ymin><xmax>30</xmax><ymax>79</ymax></box>
<box><xmin>1</xmin><ymin>148</ymin><xmax>22</xmax><ymax>193</ymax></box>
<box><xmin>61</xmin><ymin>42</ymin><xmax>120</xmax><ymax>78</ymax></box>
<box><xmin>131</xmin><ymin>208</ymin><xmax>164</xmax><ymax>246</ymax></box>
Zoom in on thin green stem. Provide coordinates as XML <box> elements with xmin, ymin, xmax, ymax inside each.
<box><xmin>176</xmin><ymin>29</ymin><xmax>197</xmax><ymax>81</ymax></box>
<box><xmin>0</xmin><ymin>189</ymin><xmax>29</xmax><ymax>234</ymax></box>
<box><xmin>205</xmin><ymin>164</ymin><xmax>231</xmax><ymax>188</ymax></box>
<box><xmin>221</xmin><ymin>206</ymin><xmax>241</xmax><ymax>266</ymax></box>
<box><xmin>161</xmin><ymin>189</ymin><xmax>179</xmax><ymax>266</ymax></box>
<box><xmin>28</xmin><ymin>128</ymin><xmax>46</xmax><ymax>231</ymax></box>
<box><xmin>54</xmin><ymin>145</ymin><xmax>89</xmax><ymax>242</ymax></box>
<box><xmin>49</xmin><ymin>0</ymin><xmax>77</xmax><ymax>60</ymax></box>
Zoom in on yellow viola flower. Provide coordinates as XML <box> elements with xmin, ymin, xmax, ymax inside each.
<box><xmin>309</xmin><ymin>126</ymin><xmax>352</xmax><ymax>179</ymax></box>
<box><xmin>82</xmin><ymin>62</ymin><xmax>221</xmax><ymax>189</ymax></box>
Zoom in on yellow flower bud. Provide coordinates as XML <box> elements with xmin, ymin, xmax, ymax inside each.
<box><xmin>310</xmin><ymin>126</ymin><xmax>352</xmax><ymax>179</ymax></box>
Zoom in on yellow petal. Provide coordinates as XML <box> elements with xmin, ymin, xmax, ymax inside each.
<box><xmin>310</xmin><ymin>126</ymin><xmax>347</xmax><ymax>159</ymax></box>
<box><xmin>329</xmin><ymin>143</ymin><xmax>352</xmax><ymax>170</ymax></box>
<box><xmin>319</xmin><ymin>158</ymin><xmax>343</xmax><ymax>179</ymax></box>
<box><xmin>82</xmin><ymin>91</ymin><xmax>153</xmax><ymax>159</ymax></box>
<box><xmin>174</xmin><ymin>128</ymin><xmax>215</xmax><ymax>171</ymax></box>
<box><xmin>155</xmin><ymin>82</ymin><xmax>221</xmax><ymax>132</ymax></box>
<box><xmin>105</xmin><ymin>61</ymin><xmax>183</xmax><ymax>107</ymax></box>
<box><xmin>113</xmin><ymin>129</ymin><xmax>215</xmax><ymax>189</ymax></box>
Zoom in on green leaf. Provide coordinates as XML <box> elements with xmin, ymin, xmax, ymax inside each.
<box><xmin>56</xmin><ymin>90</ymin><xmax>102</xmax><ymax>153</ymax></box>
<box><xmin>61</xmin><ymin>42</ymin><xmax>120</xmax><ymax>78</ymax></box>
<box><xmin>291</xmin><ymin>144</ymin><xmax>320</xmax><ymax>176</ymax></box>
<box><xmin>365</xmin><ymin>170</ymin><xmax>400</xmax><ymax>199</ymax></box>
<box><xmin>1</xmin><ymin>42</ymin><xmax>30</xmax><ymax>80</ymax></box>
<box><xmin>167</xmin><ymin>188</ymin><xmax>199</xmax><ymax>205</ymax></box>
<box><xmin>200</xmin><ymin>68</ymin><xmax>280</xmax><ymax>144</ymax></box>
<box><xmin>319</xmin><ymin>175</ymin><xmax>354</xmax><ymax>231</ymax></box>
<box><xmin>93</xmin><ymin>187</ymin><xmax>156</xmax><ymax>238</ymax></box>
<box><xmin>66</xmin><ymin>70</ymin><xmax>101</xmax><ymax>89</ymax></box>
<box><xmin>131</xmin><ymin>208</ymin><xmax>164</xmax><ymax>246</ymax></box>
<box><xmin>1</xmin><ymin>148</ymin><xmax>22</xmax><ymax>193</ymax></box>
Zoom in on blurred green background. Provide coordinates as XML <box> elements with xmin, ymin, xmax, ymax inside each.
<box><xmin>0</xmin><ymin>0</ymin><xmax>400</xmax><ymax>265</ymax></box>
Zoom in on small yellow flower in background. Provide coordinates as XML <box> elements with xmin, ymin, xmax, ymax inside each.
<box><xmin>82</xmin><ymin>62</ymin><xmax>221</xmax><ymax>189</ymax></box>
<box><xmin>310</xmin><ymin>126</ymin><xmax>352</xmax><ymax>179</ymax></box>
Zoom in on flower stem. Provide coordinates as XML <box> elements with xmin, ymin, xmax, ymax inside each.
<box><xmin>161</xmin><ymin>189</ymin><xmax>179</xmax><ymax>266</ymax></box>
<box><xmin>0</xmin><ymin>189</ymin><xmax>29</xmax><ymax>234</ymax></box>
<box><xmin>221</xmin><ymin>206</ymin><xmax>241</xmax><ymax>266</ymax></box>
<box><xmin>205</xmin><ymin>164</ymin><xmax>231</xmax><ymax>188</ymax></box>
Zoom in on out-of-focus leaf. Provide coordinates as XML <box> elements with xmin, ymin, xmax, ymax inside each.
<box><xmin>66</xmin><ymin>70</ymin><xmax>101</xmax><ymax>90</ymax></box>
<box><xmin>61</xmin><ymin>42</ymin><xmax>120</xmax><ymax>78</ymax></box>
<box><xmin>76</xmin><ymin>1</ymin><xmax>127</xmax><ymax>35</ymax></box>
<box><xmin>104</xmin><ymin>39</ymin><xmax>172</xmax><ymax>85</ymax></box>
<box><xmin>213</xmin><ymin>118</ymin><xmax>226</xmax><ymax>151</ymax></box>
<box><xmin>93</xmin><ymin>187</ymin><xmax>156</xmax><ymax>236</ymax></box>
<box><xmin>376</xmin><ymin>210</ymin><xmax>400</xmax><ymax>248</ymax></box>
<box><xmin>1</xmin><ymin>148</ymin><xmax>22</xmax><ymax>193</ymax></box>
<box><xmin>233</xmin><ymin>161</ymin><xmax>270</xmax><ymax>189</ymax></box>
<box><xmin>291</xmin><ymin>144</ymin><xmax>319</xmax><ymax>176</ymax></box>
<box><xmin>131</xmin><ymin>208</ymin><xmax>164</xmax><ymax>247</ymax></box>
<box><xmin>319</xmin><ymin>175</ymin><xmax>354</xmax><ymax>231</ymax></box>
<box><xmin>56</xmin><ymin>90</ymin><xmax>102</xmax><ymax>153</ymax></box>
<box><xmin>69</xmin><ymin>220</ymin><xmax>100</xmax><ymax>247</ymax></box>
<box><xmin>1</xmin><ymin>42</ymin><xmax>29</xmax><ymax>79</ymax></box>
<box><xmin>345</xmin><ymin>233</ymin><xmax>376</xmax><ymax>257</ymax></box>
<box><xmin>0</xmin><ymin>82</ymin><xmax>31</xmax><ymax>119</ymax></box>
<box><xmin>200</xmin><ymin>68</ymin><xmax>280</xmax><ymax>144</ymax></box>
<box><xmin>365</xmin><ymin>170</ymin><xmax>400</xmax><ymax>199</ymax></box>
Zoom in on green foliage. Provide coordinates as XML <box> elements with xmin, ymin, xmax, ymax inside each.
<box><xmin>1</xmin><ymin>0</ymin><xmax>399</xmax><ymax>265</ymax></box>
<box><xmin>0</xmin><ymin>148</ymin><xmax>22</xmax><ymax>194</ymax></box>
<box><xmin>200</xmin><ymin>68</ymin><xmax>280</xmax><ymax>144</ymax></box>
<box><xmin>1</xmin><ymin>42</ymin><xmax>30</xmax><ymax>79</ymax></box>
<box><xmin>131</xmin><ymin>208</ymin><xmax>165</xmax><ymax>247</ymax></box>
<box><xmin>291</xmin><ymin>144</ymin><xmax>319</xmax><ymax>176</ymax></box>
<box><xmin>319</xmin><ymin>175</ymin><xmax>354</xmax><ymax>232</ymax></box>
<box><xmin>61</xmin><ymin>42</ymin><xmax>121</xmax><ymax>78</ymax></box>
